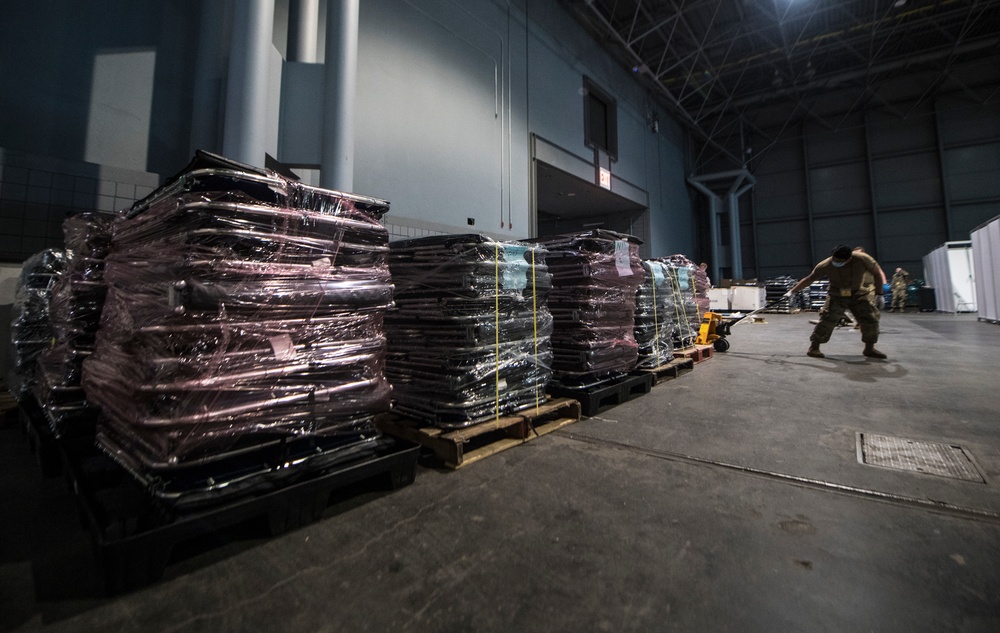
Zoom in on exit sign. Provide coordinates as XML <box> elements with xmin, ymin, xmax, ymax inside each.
<box><xmin>598</xmin><ymin>167</ymin><xmax>611</xmax><ymax>190</ymax></box>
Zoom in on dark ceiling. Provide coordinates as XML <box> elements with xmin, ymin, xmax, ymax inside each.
<box><xmin>564</xmin><ymin>0</ymin><xmax>1000</xmax><ymax>169</ymax></box>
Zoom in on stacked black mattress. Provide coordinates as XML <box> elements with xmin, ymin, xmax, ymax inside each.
<box><xmin>82</xmin><ymin>152</ymin><xmax>394</xmax><ymax>494</ymax></box>
<box><xmin>532</xmin><ymin>230</ymin><xmax>644</xmax><ymax>385</ymax></box>
<box><xmin>765</xmin><ymin>276</ymin><xmax>800</xmax><ymax>312</ymax></box>
<box><xmin>809</xmin><ymin>280</ymin><xmax>829</xmax><ymax>310</ymax></box>
<box><xmin>634</xmin><ymin>260</ymin><xmax>678</xmax><ymax>369</ymax></box>
<box><xmin>9</xmin><ymin>249</ymin><xmax>66</xmax><ymax>399</ymax></box>
<box><xmin>661</xmin><ymin>255</ymin><xmax>701</xmax><ymax>349</ymax></box>
<box><xmin>34</xmin><ymin>214</ymin><xmax>112</xmax><ymax>437</ymax></box>
<box><xmin>386</xmin><ymin>234</ymin><xmax>553</xmax><ymax>427</ymax></box>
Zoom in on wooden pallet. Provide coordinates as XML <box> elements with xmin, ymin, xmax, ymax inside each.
<box><xmin>375</xmin><ymin>398</ymin><xmax>581</xmax><ymax>469</ymax></box>
<box><xmin>674</xmin><ymin>344</ymin><xmax>714</xmax><ymax>363</ymax></box>
<box><xmin>635</xmin><ymin>357</ymin><xmax>695</xmax><ymax>385</ymax></box>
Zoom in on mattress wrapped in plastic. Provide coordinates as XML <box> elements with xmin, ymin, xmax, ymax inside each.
<box><xmin>9</xmin><ymin>249</ymin><xmax>66</xmax><ymax>399</ymax></box>
<box><xmin>693</xmin><ymin>264</ymin><xmax>711</xmax><ymax>317</ymax></box>
<box><xmin>82</xmin><ymin>151</ymin><xmax>394</xmax><ymax>473</ymax></box>
<box><xmin>634</xmin><ymin>260</ymin><xmax>678</xmax><ymax>369</ymax></box>
<box><xmin>531</xmin><ymin>230</ymin><xmax>644</xmax><ymax>384</ymax></box>
<box><xmin>32</xmin><ymin>213</ymin><xmax>112</xmax><ymax>437</ymax></box>
<box><xmin>386</xmin><ymin>234</ymin><xmax>553</xmax><ymax>427</ymax></box>
<box><xmin>660</xmin><ymin>255</ymin><xmax>701</xmax><ymax>349</ymax></box>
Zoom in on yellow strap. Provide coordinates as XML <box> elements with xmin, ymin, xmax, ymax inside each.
<box><xmin>670</xmin><ymin>266</ymin><xmax>692</xmax><ymax>346</ymax></box>
<box><xmin>650</xmin><ymin>263</ymin><xmax>660</xmax><ymax>369</ymax></box>
<box><xmin>495</xmin><ymin>242</ymin><xmax>501</xmax><ymax>424</ymax></box>
<box><xmin>531</xmin><ymin>247</ymin><xmax>539</xmax><ymax>414</ymax></box>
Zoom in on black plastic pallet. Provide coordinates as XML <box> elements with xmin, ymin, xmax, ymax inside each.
<box><xmin>62</xmin><ymin>438</ymin><xmax>418</xmax><ymax>594</ymax></box>
<box><xmin>19</xmin><ymin>396</ymin><xmax>63</xmax><ymax>477</ymax></box>
<box><xmin>547</xmin><ymin>373</ymin><xmax>653</xmax><ymax>417</ymax></box>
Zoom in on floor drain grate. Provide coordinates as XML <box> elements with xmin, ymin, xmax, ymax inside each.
<box><xmin>857</xmin><ymin>433</ymin><xmax>986</xmax><ymax>483</ymax></box>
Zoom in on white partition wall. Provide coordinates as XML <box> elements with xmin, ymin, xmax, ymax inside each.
<box><xmin>971</xmin><ymin>215</ymin><xmax>1000</xmax><ymax>324</ymax></box>
<box><xmin>922</xmin><ymin>241</ymin><xmax>977</xmax><ymax>313</ymax></box>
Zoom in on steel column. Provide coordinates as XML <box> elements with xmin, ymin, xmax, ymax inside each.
<box><xmin>288</xmin><ymin>0</ymin><xmax>320</xmax><ymax>63</ymax></box>
<box><xmin>222</xmin><ymin>0</ymin><xmax>275</xmax><ymax>167</ymax></box>
<box><xmin>321</xmin><ymin>0</ymin><xmax>360</xmax><ymax>192</ymax></box>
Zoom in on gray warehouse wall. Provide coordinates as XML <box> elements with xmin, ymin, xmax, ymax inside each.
<box><xmin>749</xmin><ymin>97</ymin><xmax>1000</xmax><ymax>281</ymax></box>
<box><xmin>0</xmin><ymin>0</ymin><xmax>695</xmax><ymax>262</ymax></box>
<box><xmin>523</xmin><ymin>1</ymin><xmax>694</xmax><ymax>256</ymax></box>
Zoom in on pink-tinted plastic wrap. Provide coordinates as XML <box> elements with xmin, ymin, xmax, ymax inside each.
<box><xmin>532</xmin><ymin>230</ymin><xmax>644</xmax><ymax>383</ymax></box>
<box><xmin>693</xmin><ymin>264</ymin><xmax>711</xmax><ymax>317</ymax></box>
<box><xmin>82</xmin><ymin>156</ymin><xmax>393</xmax><ymax>469</ymax></box>
<box><xmin>35</xmin><ymin>213</ymin><xmax>112</xmax><ymax>437</ymax></box>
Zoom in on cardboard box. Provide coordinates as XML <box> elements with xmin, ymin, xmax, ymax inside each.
<box><xmin>708</xmin><ymin>288</ymin><xmax>731</xmax><ymax>310</ymax></box>
<box><xmin>731</xmin><ymin>286</ymin><xmax>766</xmax><ymax>311</ymax></box>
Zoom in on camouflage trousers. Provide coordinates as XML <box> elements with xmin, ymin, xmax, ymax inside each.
<box><xmin>811</xmin><ymin>294</ymin><xmax>880</xmax><ymax>345</ymax></box>
<box><xmin>891</xmin><ymin>287</ymin><xmax>907</xmax><ymax>309</ymax></box>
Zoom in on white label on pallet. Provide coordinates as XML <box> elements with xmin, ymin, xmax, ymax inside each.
<box><xmin>269</xmin><ymin>334</ymin><xmax>296</xmax><ymax>360</ymax></box>
<box><xmin>615</xmin><ymin>240</ymin><xmax>632</xmax><ymax>277</ymax></box>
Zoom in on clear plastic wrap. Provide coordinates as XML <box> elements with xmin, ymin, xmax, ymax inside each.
<box><xmin>531</xmin><ymin>230</ymin><xmax>644</xmax><ymax>384</ymax></box>
<box><xmin>693</xmin><ymin>264</ymin><xmax>711</xmax><ymax>316</ymax></box>
<box><xmin>82</xmin><ymin>152</ymin><xmax>394</xmax><ymax>471</ymax></box>
<box><xmin>385</xmin><ymin>234</ymin><xmax>553</xmax><ymax>427</ymax></box>
<box><xmin>8</xmin><ymin>249</ymin><xmax>67</xmax><ymax>398</ymax></box>
<box><xmin>659</xmin><ymin>255</ymin><xmax>701</xmax><ymax>349</ymax></box>
<box><xmin>33</xmin><ymin>213</ymin><xmax>112</xmax><ymax>437</ymax></box>
<box><xmin>634</xmin><ymin>260</ymin><xmax>678</xmax><ymax>369</ymax></box>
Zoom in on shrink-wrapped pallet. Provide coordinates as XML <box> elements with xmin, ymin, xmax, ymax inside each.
<box><xmin>9</xmin><ymin>249</ymin><xmax>66</xmax><ymax>399</ymax></box>
<box><xmin>34</xmin><ymin>213</ymin><xmax>112</xmax><ymax>437</ymax></box>
<box><xmin>532</xmin><ymin>230</ymin><xmax>644</xmax><ymax>384</ymax></box>
<box><xmin>660</xmin><ymin>255</ymin><xmax>700</xmax><ymax>349</ymax></box>
<box><xmin>386</xmin><ymin>234</ymin><xmax>553</xmax><ymax>427</ymax></box>
<box><xmin>82</xmin><ymin>152</ymin><xmax>394</xmax><ymax>486</ymax></box>
<box><xmin>634</xmin><ymin>260</ymin><xmax>677</xmax><ymax>369</ymax></box>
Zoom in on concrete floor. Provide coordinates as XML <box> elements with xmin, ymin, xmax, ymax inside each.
<box><xmin>2</xmin><ymin>311</ymin><xmax>999</xmax><ymax>632</ymax></box>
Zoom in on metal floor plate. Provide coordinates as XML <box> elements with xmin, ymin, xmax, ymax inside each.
<box><xmin>858</xmin><ymin>433</ymin><xmax>985</xmax><ymax>483</ymax></box>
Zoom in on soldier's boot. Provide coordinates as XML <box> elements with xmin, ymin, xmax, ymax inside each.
<box><xmin>807</xmin><ymin>344</ymin><xmax>824</xmax><ymax>358</ymax></box>
<box><xmin>863</xmin><ymin>343</ymin><xmax>887</xmax><ymax>359</ymax></box>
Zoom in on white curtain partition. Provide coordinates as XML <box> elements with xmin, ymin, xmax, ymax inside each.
<box><xmin>971</xmin><ymin>215</ymin><xmax>1000</xmax><ymax>324</ymax></box>
<box><xmin>922</xmin><ymin>241</ymin><xmax>978</xmax><ymax>313</ymax></box>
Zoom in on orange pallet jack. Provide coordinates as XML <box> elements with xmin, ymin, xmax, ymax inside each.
<box><xmin>696</xmin><ymin>299</ymin><xmax>781</xmax><ymax>352</ymax></box>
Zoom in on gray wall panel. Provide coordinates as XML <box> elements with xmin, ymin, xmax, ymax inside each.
<box><xmin>872</xmin><ymin>156</ymin><xmax>943</xmax><ymax>210</ymax></box>
<box><xmin>754</xmin><ymin>141</ymin><xmax>801</xmax><ymax>175</ymax></box>
<box><xmin>868</xmin><ymin>112</ymin><xmax>936</xmax><ymax>154</ymax></box>
<box><xmin>812</xmin><ymin>215</ymin><xmax>873</xmax><ymax>254</ymax></box>
<box><xmin>938</xmin><ymin>100</ymin><xmax>1000</xmax><ymax>144</ymax></box>
<box><xmin>807</xmin><ymin>126</ymin><xmax>865</xmax><ymax>165</ymax></box>
<box><xmin>754</xmin><ymin>191</ymin><xmax>807</xmax><ymax>220</ymax></box>
<box><xmin>945</xmin><ymin>144</ymin><xmax>1000</xmax><ymax>202</ymax></box>
<box><xmin>809</xmin><ymin>162</ymin><xmax>869</xmax><ymax>215</ymax></box>
<box><xmin>755</xmin><ymin>170</ymin><xmax>805</xmax><ymax>198</ymax></box>
<box><xmin>951</xmin><ymin>202</ymin><xmax>1000</xmax><ymax>238</ymax></box>
<box><xmin>355</xmin><ymin>0</ymin><xmax>505</xmax><ymax>230</ymax></box>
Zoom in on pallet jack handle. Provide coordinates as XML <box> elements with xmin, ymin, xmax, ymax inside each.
<box><xmin>727</xmin><ymin>297</ymin><xmax>786</xmax><ymax>326</ymax></box>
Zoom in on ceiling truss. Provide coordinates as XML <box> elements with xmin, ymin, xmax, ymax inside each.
<box><xmin>564</xmin><ymin>0</ymin><xmax>1000</xmax><ymax>172</ymax></box>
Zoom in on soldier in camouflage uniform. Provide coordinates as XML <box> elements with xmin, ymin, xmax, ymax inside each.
<box><xmin>890</xmin><ymin>267</ymin><xmax>909</xmax><ymax>312</ymax></box>
<box><xmin>784</xmin><ymin>244</ymin><xmax>888</xmax><ymax>359</ymax></box>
